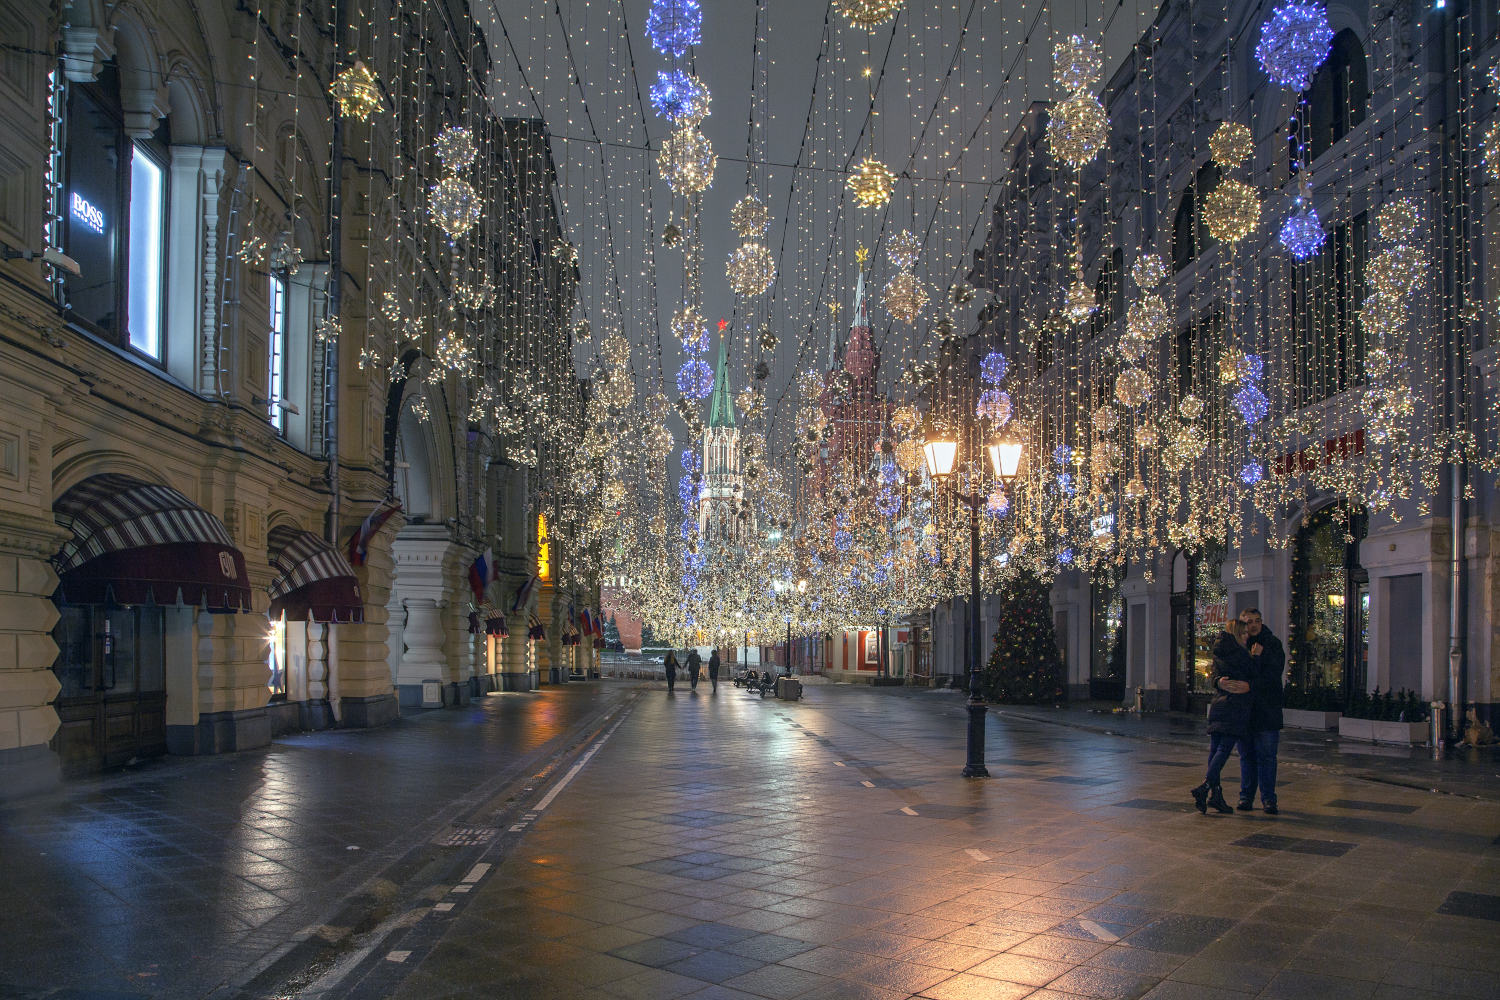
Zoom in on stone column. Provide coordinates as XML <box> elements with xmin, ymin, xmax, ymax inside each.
<box><xmin>396</xmin><ymin>599</ymin><xmax>446</xmax><ymax>707</ymax></box>
<box><xmin>390</xmin><ymin>523</ymin><xmax>458</xmax><ymax>707</ymax></box>
<box><xmin>335</xmin><ymin>516</ymin><xmax>399</xmax><ymax>728</ymax></box>
<box><xmin>501</xmin><ymin>609</ymin><xmax>531</xmax><ymax>691</ymax></box>
<box><xmin>305</xmin><ymin>622</ymin><xmax>331</xmax><ymax>728</ymax></box>
<box><xmin>167</xmin><ymin>610</ymin><xmax>271</xmax><ymax>755</ymax></box>
<box><xmin>0</xmin><ymin>512</ymin><xmax>69</xmax><ymax>801</ymax></box>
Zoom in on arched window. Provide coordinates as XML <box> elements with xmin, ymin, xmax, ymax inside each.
<box><xmin>59</xmin><ymin>62</ymin><xmax>169</xmax><ymax>359</ymax></box>
<box><xmin>1308</xmin><ymin>29</ymin><xmax>1369</xmax><ymax>161</ymax></box>
<box><xmin>1171</xmin><ymin>163</ymin><xmax>1221</xmax><ymax>272</ymax></box>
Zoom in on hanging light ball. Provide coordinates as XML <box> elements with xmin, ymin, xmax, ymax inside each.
<box><xmin>677</xmin><ymin>358</ymin><xmax>714</xmax><ymax>400</ymax></box>
<box><xmin>1376</xmin><ymin>197</ymin><xmax>1422</xmax><ymax>244</ymax></box>
<box><xmin>659</xmin><ymin>126</ymin><xmax>717</xmax><ymax>195</ymax></box>
<box><xmin>1233</xmin><ymin>385</ymin><xmax>1270</xmax><ymax>424</ymax></box>
<box><xmin>848</xmin><ymin>158</ymin><xmax>898</xmax><ymax>208</ymax></box>
<box><xmin>1368</xmin><ymin>243</ymin><xmax>1425</xmax><ymax>302</ymax></box>
<box><xmin>1053</xmin><ymin>35</ymin><xmax>1103</xmax><ymax>94</ymax></box>
<box><xmin>1240</xmin><ymin>461</ymin><xmax>1265</xmax><ymax>485</ymax></box>
<box><xmin>1123</xmin><ymin>476</ymin><xmax>1147</xmax><ymax>500</ymax></box>
<box><xmin>980</xmin><ymin>351</ymin><xmax>1009</xmax><ymax>384</ymax></box>
<box><xmin>663</xmin><ymin>222</ymin><xmax>683</xmax><ymax>248</ymax></box>
<box><xmin>434</xmin><ymin>127</ymin><xmax>478</xmax><ymax>173</ymax></box>
<box><xmin>1256</xmin><ymin>1</ymin><xmax>1334</xmax><ymax>92</ymax></box>
<box><xmin>977</xmin><ymin>389</ymin><xmax>1013</xmax><ymax>425</ymax></box>
<box><xmin>1131</xmin><ymin>253</ymin><xmax>1168</xmax><ymax>289</ymax></box>
<box><xmin>835</xmin><ymin>0</ymin><xmax>904</xmax><ymax>30</ymax></box>
<box><xmin>882</xmin><ymin>271</ymin><xmax>928</xmax><ymax>323</ymax></box>
<box><xmin>754</xmin><ymin>360</ymin><xmax>770</xmax><ymax>380</ymax></box>
<box><xmin>1115</xmin><ymin>367</ymin><xmax>1154</xmax><ymax>408</ymax></box>
<box><xmin>430</xmin><ymin>176</ymin><xmax>481</xmax><ymax>238</ymax></box>
<box><xmin>1178</xmin><ymin>393</ymin><xmax>1205</xmax><ymax>420</ymax></box>
<box><xmin>646</xmin><ymin>0</ymin><xmax>702</xmax><ymax>57</ymax></box>
<box><xmin>672</xmin><ymin>306</ymin><xmax>708</xmax><ymax>354</ymax></box>
<box><xmin>1118</xmin><ymin>332</ymin><xmax>1150</xmax><ymax>364</ymax></box>
<box><xmin>1208</xmin><ymin>121</ymin><xmax>1255</xmax><ymax>166</ymax></box>
<box><xmin>875</xmin><ymin>488</ymin><xmax>902</xmax><ymax>518</ymax></box>
<box><xmin>1093</xmin><ymin>405</ymin><xmax>1119</xmax><ymax>434</ymax></box>
<box><xmin>953</xmin><ymin>282</ymin><xmax>976</xmax><ymax>305</ymax></box>
<box><xmin>986</xmin><ymin>487</ymin><xmax>1011</xmax><ymax>517</ymax></box>
<box><xmin>1048</xmin><ymin>92</ymin><xmax>1109</xmax><ymax>168</ymax></box>
<box><xmin>1135</xmin><ymin>424</ymin><xmax>1159</xmax><ymax>449</ymax></box>
<box><xmin>887</xmin><ymin>231</ymin><xmax>922</xmax><ymax>270</ymax></box>
<box><xmin>894</xmin><ymin>439</ymin><xmax>924</xmax><ymax>473</ymax></box>
<box><xmin>329</xmin><ymin>61</ymin><xmax>382</xmax><ymax>121</ymax></box>
<box><xmin>1485</xmin><ymin>123</ymin><xmax>1500</xmax><ymax>181</ymax></box>
<box><xmin>730</xmin><ymin>195</ymin><xmax>770</xmax><ymax>240</ymax></box>
<box><xmin>1235</xmin><ymin>352</ymin><xmax>1265</xmax><ymax>382</ymax></box>
<box><xmin>651</xmin><ymin>70</ymin><xmax>711</xmax><ymax>125</ymax></box>
<box><xmin>1280</xmin><ymin>204</ymin><xmax>1327</xmax><ymax>259</ymax></box>
<box><xmin>727</xmin><ymin>243</ymin><xmax>776</xmax><ymax>297</ymax></box>
<box><xmin>1126</xmin><ymin>291</ymin><xmax>1170</xmax><ymax>345</ymax></box>
<box><xmin>759</xmin><ymin>326</ymin><xmax>778</xmax><ymax>351</ymax></box>
<box><xmin>1065</xmin><ymin>280</ymin><xmax>1097</xmax><ymax>322</ymax></box>
<box><xmin>1204</xmin><ymin>179</ymin><xmax>1261</xmax><ymax>245</ymax></box>
<box><xmin>834</xmin><ymin>529</ymin><xmax>853</xmax><ymax>552</ymax></box>
<box><xmin>913</xmin><ymin>360</ymin><xmax>938</xmax><ymax>385</ymax></box>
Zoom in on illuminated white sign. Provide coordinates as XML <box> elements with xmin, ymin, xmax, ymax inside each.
<box><xmin>71</xmin><ymin>192</ymin><xmax>105</xmax><ymax>234</ymax></box>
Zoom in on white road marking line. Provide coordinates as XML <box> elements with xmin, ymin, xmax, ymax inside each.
<box><xmin>509</xmin><ymin>824</ymin><xmax>526</xmax><ymax>832</ymax></box>
<box><xmin>534</xmin><ymin>720</ymin><xmax>624</xmax><ymax>812</ymax></box>
<box><xmin>900</xmin><ymin>807</ymin><xmax>919</xmax><ymax>816</ymax></box>
<box><xmin>834</xmin><ymin>761</ymin><xmax>846</xmax><ymax>767</ymax></box>
<box><xmin>462</xmin><ymin>863</ymin><xmax>491</xmax><ymax>883</ymax></box>
<box><xmin>386</xmin><ymin>951</ymin><xmax>411</xmax><ymax>963</ymax></box>
<box><xmin>433</xmin><ymin>903</ymin><xmax>454</xmax><ymax>912</ymax></box>
<box><xmin>861</xmin><ymin>780</ymin><xmax>875</xmax><ymax>788</ymax></box>
<box><xmin>450</xmin><ymin>886</ymin><xmax>471</xmax><ymax>893</ymax></box>
<box><xmin>965</xmin><ymin>848</ymin><xmax>991</xmax><ymax>862</ymax></box>
<box><xmin>1078</xmin><ymin>919</ymin><xmax>1120</xmax><ymax>942</ymax></box>
<box><xmin>523</xmin><ymin>814</ymin><xmax>537</xmax><ymax>820</ymax></box>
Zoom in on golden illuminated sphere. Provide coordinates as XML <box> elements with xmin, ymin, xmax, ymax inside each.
<box><xmin>1134</xmin><ymin>423</ymin><xmax>1159</xmax><ymax>449</ymax></box>
<box><xmin>1126</xmin><ymin>291</ymin><xmax>1170</xmax><ymax>347</ymax></box>
<box><xmin>1093</xmin><ymin>405</ymin><xmax>1119</xmax><ymax>434</ymax></box>
<box><xmin>1114</xmin><ymin>367</ymin><xmax>1153</xmax><ymax>408</ymax></box>
<box><xmin>730</xmin><ymin>197</ymin><xmax>770</xmax><ymax>243</ymax></box>
<box><xmin>330</xmin><ymin>61</ymin><xmax>381</xmax><ymax>121</ymax></box>
<box><xmin>430</xmin><ymin>176</ymin><xmax>481</xmax><ymax>238</ymax></box>
<box><xmin>1376</xmin><ymin>197</ymin><xmax>1422</xmax><ymax>244</ymax></box>
<box><xmin>894</xmin><ymin>439</ymin><xmax>924</xmax><ymax>473</ymax></box>
<box><xmin>1123</xmin><ymin>476</ymin><xmax>1147</xmax><ymax>500</ymax></box>
<box><xmin>1053</xmin><ymin>35</ymin><xmax>1103</xmax><ymax>94</ymax></box>
<box><xmin>1065</xmin><ymin>280</ymin><xmax>1096</xmax><ymax>322</ymax></box>
<box><xmin>848</xmin><ymin>158</ymin><xmax>898</xmax><ymax>208</ymax></box>
<box><xmin>1047</xmin><ymin>92</ymin><xmax>1108</xmax><ymax>168</ymax></box>
<box><xmin>1118</xmin><ymin>332</ymin><xmax>1149</xmax><ymax>363</ymax></box>
<box><xmin>835</xmin><ymin>0</ymin><xmax>903</xmax><ymax>29</ymax></box>
<box><xmin>892</xmin><ymin>404</ymin><xmax>919</xmax><ymax>434</ymax></box>
<box><xmin>659</xmin><ymin>125</ymin><xmax>717</xmax><ymax>195</ymax></box>
<box><xmin>1178</xmin><ymin>393</ymin><xmax>1204</xmax><ymax>420</ymax></box>
<box><xmin>1203</xmin><ymin>179</ymin><xmax>1261</xmax><ymax>245</ymax></box>
<box><xmin>727</xmin><ymin>242</ymin><xmax>776</xmax><ymax>297</ymax></box>
<box><xmin>1358</xmin><ymin>296</ymin><xmax>1408</xmax><ymax>342</ymax></box>
<box><xmin>1367</xmin><ymin>243</ymin><xmax>1425</xmax><ymax>302</ymax></box>
<box><xmin>1131</xmin><ymin>253</ymin><xmax>1168</xmax><ymax>289</ymax></box>
<box><xmin>882</xmin><ymin>270</ymin><xmax>927</xmax><ymax>323</ymax></box>
<box><xmin>887</xmin><ymin>231</ymin><xmax>922</xmax><ymax>270</ymax></box>
<box><xmin>434</xmin><ymin>127</ymin><xmax>478</xmax><ymax>173</ymax></box>
<box><xmin>1208</xmin><ymin>121</ymin><xmax>1255</xmax><ymax>166</ymax></box>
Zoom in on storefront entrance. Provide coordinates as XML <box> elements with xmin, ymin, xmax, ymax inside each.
<box><xmin>50</xmin><ymin>604</ymin><xmax>168</xmax><ymax>775</ymax></box>
<box><xmin>1289</xmin><ymin>505</ymin><xmax>1368</xmax><ymax>701</ymax></box>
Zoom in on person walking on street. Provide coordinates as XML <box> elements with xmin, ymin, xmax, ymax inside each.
<box><xmin>1237</xmin><ymin>608</ymin><xmax>1285</xmax><ymax>814</ymax></box>
<box><xmin>663</xmin><ymin>650</ymin><xmax>679</xmax><ymax>694</ymax></box>
<box><xmin>686</xmin><ymin>648</ymin><xmax>702</xmax><ymax>692</ymax></box>
<box><xmin>1193</xmin><ymin>620</ymin><xmax>1254</xmax><ymax>815</ymax></box>
<box><xmin>708</xmin><ymin>649</ymin><xmax>721</xmax><ymax>693</ymax></box>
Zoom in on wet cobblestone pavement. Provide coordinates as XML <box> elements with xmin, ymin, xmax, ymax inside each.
<box><xmin>3</xmin><ymin>681</ymin><xmax>1499</xmax><ymax>1000</ymax></box>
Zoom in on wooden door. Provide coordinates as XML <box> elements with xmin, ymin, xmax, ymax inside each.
<box><xmin>50</xmin><ymin>604</ymin><xmax>168</xmax><ymax>775</ymax></box>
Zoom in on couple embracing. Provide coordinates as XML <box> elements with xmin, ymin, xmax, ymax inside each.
<box><xmin>1193</xmin><ymin>609</ymin><xmax>1285</xmax><ymax>816</ymax></box>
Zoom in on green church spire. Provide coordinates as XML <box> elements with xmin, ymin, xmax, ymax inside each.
<box><xmin>708</xmin><ymin>338</ymin><xmax>735</xmax><ymax>428</ymax></box>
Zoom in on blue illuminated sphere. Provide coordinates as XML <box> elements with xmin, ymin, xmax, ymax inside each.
<box><xmin>1280</xmin><ymin>206</ymin><xmax>1327</xmax><ymax>259</ymax></box>
<box><xmin>1233</xmin><ymin>384</ymin><xmax>1270</xmax><ymax>424</ymax></box>
<box><xmin>677</xmin><ymin>358</ymin><xmax>714</xmax><ymax>400</ymax></box>
<box><xmin>646</xmin><ymin>0</ymin><xmax>701</xmax><ymax>57</ymax></box>
<box><xmin>986</xmin><ymin>490</ymin><xmax>1010</xmax><ymax>517</ymax></box>
<box><xmin>834</xmin><ymin>529</ymin><xmax>853</xmax><ymax>552</ymax></box>
<box><xmin>650</xmin><ymin>70</ymin><xmax>707</xmax><ymax>122</ymax></box>
<box><xmin>680</xmin><ymin>448</ymin><xmax>700</xmax><ymax>472</ymax></box>
<box><xmin>1240</xmin><ymin>461</ymin><xmax>1264</xmax><ymax>485</ymax></box>
<box><xmin>682</xmin><ymin>572</ymin><xmax>698</xmax><ymax>590</ymax></box>
<box><xmin>875</xmin><ymin>488</ymin><xmax>901</xmax><ymax>517</ymax></box>
<box><xmin>1059</xmin><ymin>548</ymin><xmax>1074</xmax><ymax>565</ymax></box>
<box><xmin>880</xmin><ymin>461</ymin><xmax>898</xmax><ymax>485</ymax></box>
<box><xmin>1053</xmin><ymin>444</ymin><xmax>1073</xmax><ymax>467</ymax></box>
<box><xmin>677</xmin><ymin>476</ymin><xmax>696</xmax><ymax>506</ymax></box>
<box><xmin>980</xmin><ymin>351</ymin><xmax>1009</xmax><ymax>384</ymax></box>
<box><xmin>873</xmin><ymin>567</ymin><xmax>889</xmax><ymax>585</ymax></box>
<box><xmin>680</xmin><ymin>327</ymin><xmax>709</xmax><ymax>354</ymax></box>
<box><xmin>1256</xmin><ymin>1</ymin><xmax>1334</xmax><ymax>92</ymax></box>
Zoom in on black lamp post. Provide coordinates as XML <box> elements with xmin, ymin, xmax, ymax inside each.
<box><xmin>924</xmin><ymin>420</ymin><xmax>1023</xmax><ymax>778</ymax></box>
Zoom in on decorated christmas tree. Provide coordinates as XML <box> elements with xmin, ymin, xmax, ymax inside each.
<box><xmin>603</xmin><ymin>614</ymin><xmax>623</xmax><ymax>651</ymax></box>
<box><xmin>982</xmin><ymin>571</ymin><xmax>1065</xmax><ymax>704</ymax></box>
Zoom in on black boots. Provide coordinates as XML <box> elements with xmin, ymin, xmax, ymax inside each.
<box><xmin>1192</xmin><ymin>783</ymin><xmax>1235</xmax><ymax>814</ymax></box>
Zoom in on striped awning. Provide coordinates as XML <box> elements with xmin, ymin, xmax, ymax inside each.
<box><xmin>267</xmin><ymin>525</ymin><xmax>363</xmax><ymax>623</ymax></box>
<box><xmin>53</xmin><ymin>474</ymin><xmax>251</xmax><ymax>610</ymax></box>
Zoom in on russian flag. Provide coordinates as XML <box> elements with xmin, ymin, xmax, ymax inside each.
<box><xmin>347</xmin><ymin>502</ymin><xmax>401</xmax><ymax>566</ymax></box>
<box><xmin>468</xmin><ymin>547</ymin><xmax>495</xmax><ymax>603</ymax></box>
<box><xmin>511</xmin><ymin>574</ymin><xmax>538</xmax><ymax>613</ymax></box>
<box><xmin>579</xmin><ymin>608</ymin><xmax>596</xmax><ymax>637</ymax></box>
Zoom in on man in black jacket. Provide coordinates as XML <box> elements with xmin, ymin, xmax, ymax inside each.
<box><xmin>685</xmin><ymin>648</ymin><xmax>702</xmax><ymax>692</ymax></box>
<box><xmin>1237</xmin><ymin>608</ymin><xmax>1285</xmax><ymax>814</ymax></box>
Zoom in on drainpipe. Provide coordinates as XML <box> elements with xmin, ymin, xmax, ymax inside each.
<box><xmin>1439</xmin><ymin>0</ymin><xmax>1466</xmax><ymax>741</ymax></box>
<box><xmin>324</xmin><ymin>0</ymin><xmax>343</xmax><ymax>545</ymax></box>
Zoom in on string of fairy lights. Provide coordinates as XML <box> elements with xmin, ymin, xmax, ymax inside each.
<box><xmin>226</xmin><ymin>0</ymin><xmax>1500</xmax><ymax>650</ymax></box>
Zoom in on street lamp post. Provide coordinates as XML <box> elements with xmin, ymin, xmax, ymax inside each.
<box><xmin>924</xmin><ymin>420</ymin><xmax>1023</xmax><ymax>778</ymax></box>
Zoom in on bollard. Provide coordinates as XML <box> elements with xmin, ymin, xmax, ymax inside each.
<box><xmin>1134</xmin><ymin>686</ymin><xmax>1145</xmax><ymax>713</ymax></box>
<box><xmin>1430</xmin><ymin>701</ymin><xmax>1446</xmax><ymax>748</ymax></box>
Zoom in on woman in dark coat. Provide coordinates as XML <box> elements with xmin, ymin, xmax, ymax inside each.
<box><xmin>1192</xmin><ymin>620</ymin><xmax>1254</xmax><ymax>814</ymax></box>
<box><xmin>663</xmin><ymin>650</ymin><xmax>679</xmax><ymax>693</ymax></box>
<box><xmin>707</xmin><ymin>650</ymin><xmax>721</xmax><ymax>692</ymax></box>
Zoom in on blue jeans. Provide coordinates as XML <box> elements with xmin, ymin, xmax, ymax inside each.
<box><xmin>1237</xmin><ymin>730</ymin><xmax>1280</xmax><ymax>807</ymax></box>
<box><xmin>1205</xmin><ymin>733</ymin><xmax>1236</xmax><ymax>785</ymax></box>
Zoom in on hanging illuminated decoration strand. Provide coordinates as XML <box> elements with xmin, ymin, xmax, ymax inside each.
<box><xmin>1256</xmin><ymin>1</ymin><xmax>1333</xmax><ymax>258</ymax></box>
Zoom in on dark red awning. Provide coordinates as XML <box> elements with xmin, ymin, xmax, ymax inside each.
<box><xmin>267</xmin><ymin>526</ymin><xmax>363</xmax><ymax>623</ymax></box>
<box><xmin>53</xmin><ymin>475</ymin><xmax>251</xmax><ymax>611</ymax></box>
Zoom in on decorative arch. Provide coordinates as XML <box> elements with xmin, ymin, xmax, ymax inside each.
<box><xmin>384</xmin><ymin>353</ymin><xmax>455</xmax><ymax>524</ymax></box>
<box><xmin>109</xmin><ymin>10</ymin><xmax>168</xmax><ymax>137</ymax></box>
<box><xmin>51</xmin><ymin>449</ymin><xmax>173</xmax><ymax>501</ymax></box>
<box><xmin>165</xmin><ymin>65</ymin><xmax>212</xmax><ymax>145</ymax></box>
